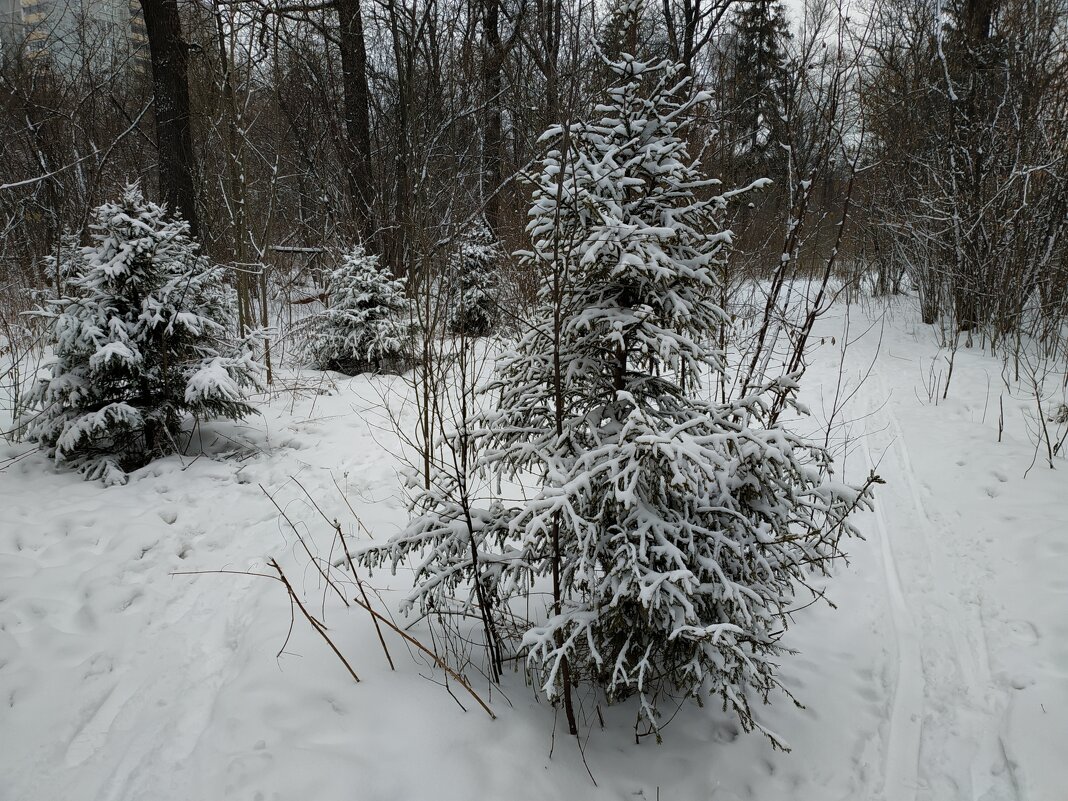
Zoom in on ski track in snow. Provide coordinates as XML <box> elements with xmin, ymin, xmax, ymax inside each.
<box><xmin>863</xmin><ymin>358</ymin><xmax>1019</xmax><ymax>801</ymax></box>
<box><xmin>864</xmin><ymin>402</ymin><xmax>924</xmax><ymax>801</ymax></box>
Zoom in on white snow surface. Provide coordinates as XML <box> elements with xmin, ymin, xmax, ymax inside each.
<box><xmin>2</xmin><ymin>299</ymin><xmax>1067</xmax><ymax>801</ymax></box>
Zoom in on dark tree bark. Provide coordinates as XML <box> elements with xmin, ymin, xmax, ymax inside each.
<box><xmin>482</xmin><ymin>0</ymin><xmax>504</xmax><ymax>233</ymax></box>
<box><xmin>383</xmin><ymin>0</ymin><xmax>422</xmax><ymax>273</ymax></box>
<box><xmin>139</xmin><ymin>0</ymin><xmax>198</xmax><ymax>235</ymax></box>
<box><xmin>662</xmin><ymin>0</ymin><xmax>737</xmax><ymax>75</ymax></box>
<box><xmin>335</xmin><ymin>0</ymin><xmax>377</xmax><ymax>248</ymax></box>
<box><xmin>541</xmin><ymin>0</ymin><xmax>562</xmax><ymax>124</ymax></box>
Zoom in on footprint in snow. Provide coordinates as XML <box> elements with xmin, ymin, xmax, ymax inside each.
<box><xmin>118</xmin><ymin>589</ymin><xmax>144</xmax><ymax>613</ymax></box>
<box><xmin>712</xmin><ymin>720</ymin><xmax>740</xmax><ymax>743</ymax></box>
<box><xmin>1005</xmin><ymin>619</ymin><xmax>1040</xmax><ymax>646</ymax></box>
<box><xmin>856</xmin><ymin>682</ymin><xmax>880</xmax><ymax>703</ymax></box>
<box><xmin>1039</xmin><ymin>537</ymin><xmax>1068</xmax><ymax>557</ymax></box>
<box><xmin>1008</xmin><ymin>674</ymin><xmax>1035</xmax><ymax>690</ymax></box>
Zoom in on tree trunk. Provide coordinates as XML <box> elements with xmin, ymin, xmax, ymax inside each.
<box><xmin>336</xmin><ymin>0</ymin><xmax>376</xmax><ymax>249</ymax></box>
<box><xmin>482</xmin><ymin>0</ymin><xmax>504</xmax><ymax>233</ymax></box>
<box><xmin>139</xmin><ymin>0</ymin><xmax>198</xmax><ymax>235</ymax></box>
<box><xmin>385</xmin><ymin>0</ymin><xmax>414</xmax><ymax>273</ymax></box>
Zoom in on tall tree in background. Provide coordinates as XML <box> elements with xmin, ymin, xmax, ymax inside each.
<box><xmin>726</xmin><ymin>0</ymin><xmax>791</xmax><ymax>183</ymax></box>
<box><xmin>335</xmin><ymin>0</ymin><xmax>376</xmax><ymax>248</ymax></box>
<box><xmin>662</xmin><ymin>0</ymin><xmax>737</xmax><ymax>75</ymax></box>
<box><xmin>239</xmin><ymin>0</ymin><xmax>376</xmax><ymax>249</ymax></box>
<box><xmin>481</xmin><ymin>0</ymin><xmax>506</xmax><ymax>233</ymax></box>
<box><xmin>140</xmin><ymin>0</ymin><xmax>199</xmax><ymax>235</ymax></box>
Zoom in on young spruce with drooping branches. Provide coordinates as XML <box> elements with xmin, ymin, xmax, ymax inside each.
<box><xmin>306</xmin><ymin>245</ymin><xmax>411</xmax><ymax>375</ymax></box>
<box><xmin>28</xmin><ymin>183</ymin><xmax>261</xmax><ymax>485</ymax></box>
<box><xmin>361</xmin><ymin>38</ymin><xmax>878</xmax><ymax>744</ymax></box>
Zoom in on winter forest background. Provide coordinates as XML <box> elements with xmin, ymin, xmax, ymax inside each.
<box><xmin>1</xmin><ymin>0</ymin><xmax>1067</xmax><ymax>799</ymax></box>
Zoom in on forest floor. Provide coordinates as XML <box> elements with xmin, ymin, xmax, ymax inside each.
<box><xmin>1</xmin><ymin>296</ymin><xmax>1066</xmax><ymax>801</ymax></box>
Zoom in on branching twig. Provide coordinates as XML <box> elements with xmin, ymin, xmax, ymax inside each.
<box><xmin>270</xmin><ymin>558</ymin><xmax>361</xmax><ymax>682</ymax></box>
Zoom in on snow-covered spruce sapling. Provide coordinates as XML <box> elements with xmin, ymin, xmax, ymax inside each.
<box><xmin>307</xmin><ymin>246</ymin><xmax>411</xmax><ymax>374</ymax></box>
<box><xmin>27</xmin><ymin>183</ymin><xmax>261</xmax><ymax>485</ymax></box>
<box><xmin>363</xmin><ymin>49</ymin><xmax>878</xmax><ymax>742</ymax></box>
<box><xmin>447</xmin><ymin>220</ymin><xmax>503</xmax><ymax>338</ymax></box>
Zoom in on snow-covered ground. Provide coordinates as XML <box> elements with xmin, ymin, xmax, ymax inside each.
<box><xmin>1</xmin><ymin>298</ymin><xmax>1066</xmax><ymax>801</ymax></box>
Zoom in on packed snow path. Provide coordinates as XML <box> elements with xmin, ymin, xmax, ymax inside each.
<box><xmin>1</xmin><ymin>302</ymin><xmax>1066</xmax><ymax>801</ymax></box>
<box><xmin>848</xmin><ymin>308</ymin><xmax>1067</xmax><ymax>801</ymax></box>
<box><xmin>864</xmin><ymin>367</ymin><xmax>1017</xmax><ymax>801</ymax></box>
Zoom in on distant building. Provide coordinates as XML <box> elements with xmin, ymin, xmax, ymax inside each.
<box><xmin>1</xmin><ymin>0</ymin><xmax>147</xmax><ymax>71</ymax></box>
<box><xmin>0</xmin><ymin>0</ymin><xmax>23</xmax><ymax>52</ymax></box>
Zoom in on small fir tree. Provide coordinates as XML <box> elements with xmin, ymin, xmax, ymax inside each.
<box><xmin>448</xmin><ymin>220</ymin><xmax>502</xmax><ymax>337</ymax></box>
<box><xmin>307</xmin><ymin>245</ymin><xmax>411</xmax><ymax>374</ymax></box>
<box><xmin>28</xmin><ymin>183</ymin><xmax>261</xmax><ymax>485</ymax></box>
<box><xmin>363</xmin><ymin>48</ymin><xmax>875</xmax><ymax>741</ymax></box>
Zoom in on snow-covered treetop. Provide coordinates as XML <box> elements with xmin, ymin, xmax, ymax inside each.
<box><xmin>86</xmin><ymin>182</ymin><xmax>199</xmax><ymax>284</ymax></box>
<box><xmin>520</xmin><ymin>54</ymin><xmax>734</xmax><ymax>398</ymax></box>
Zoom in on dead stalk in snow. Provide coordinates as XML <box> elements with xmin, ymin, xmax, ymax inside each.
<box><xmin>270</xmin><ymin>558</ymin><xmax>362</xmax><ymax>683</ymax></box>
<box><xmin>260</xmin><ymin>483</ymin><xmax>350</xmax><ymax>609</ymax></box>
<box><xmin>346</xmin><ymin>593</ymin><xmax>496</xmax><ymax>720</ymax></box>
<box><xmin>289</xmin><ymin>474</ymin><xmax>396</xmax><ymax>671</ymax></box>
